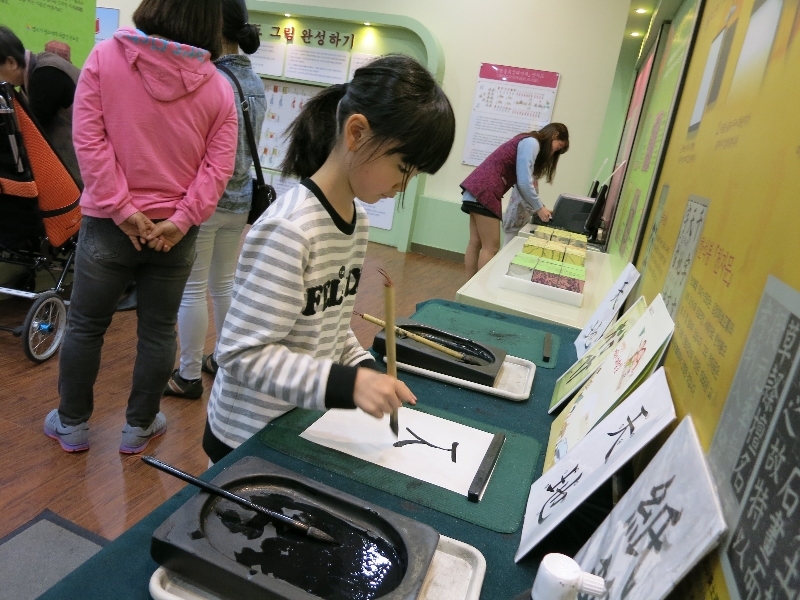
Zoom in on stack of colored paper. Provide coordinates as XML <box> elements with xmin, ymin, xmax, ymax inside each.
<box><xmin>506</xmin><ymin>253</ymin><xmax>540</xmax><ymax>279</ymax></box>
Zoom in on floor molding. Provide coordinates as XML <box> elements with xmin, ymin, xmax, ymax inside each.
<box><xmin>409</xmin><ymin>243</ymin><xmax>464</xmax><ymax>263</ymax></box>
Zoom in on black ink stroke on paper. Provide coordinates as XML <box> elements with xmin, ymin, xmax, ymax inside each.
<box><xmin>393</xmin><ymin>428</ymin><xmax>459</xmax><ymax>463</ymax></box>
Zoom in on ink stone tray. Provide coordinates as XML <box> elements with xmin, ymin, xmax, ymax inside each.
<box><xmin>150</xmin><ymin>536</ymin><xmax>486</xmax><ymax>600</ymax></box>
<box><xmin>374</xmin><ymin>319</ymin><xmax>535</xmax><ymax>401</ymax></box>
<box><xmin>151</xmin><ymin>456</ymin><xmax>439</xmax><ymax>600</ymax></box>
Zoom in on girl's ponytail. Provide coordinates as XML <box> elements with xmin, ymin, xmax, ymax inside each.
<box><xmin>237</xmin><ymin>23</ymin><xmax>260</xmax><ymax>55</ymax></box>
<box><xmin>220</xmin><ymin>0</ymin><xmax>259</xmax><ymax>54</ymax></box>
<box><xmin>282</xmin><ymin>54</ymin><xmax>456</xmax><ymax>181</ymax></box>
<box><xmin>281</xmin><ymin>83</ymin><xmax>348</xmax><ymax>180</ymax></box>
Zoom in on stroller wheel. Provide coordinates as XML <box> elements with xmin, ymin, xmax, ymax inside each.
<box><xmin>23</xmin><ymin>292</ymin><xmax>67</xmax><ymax>363</ymax></box>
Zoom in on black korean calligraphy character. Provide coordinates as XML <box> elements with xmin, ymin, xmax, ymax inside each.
<box><xmin>284</xmin><ymin>26</ymin><xmax>295</xmax><ymax>41</ymax></box>
<box><xmin>775</xmin><ymin>549</ymin><xmax>800</xmax><ymax>599</ymax></box>
<box><xmin>315</xmin><ymin>30</ymin><xmax>326</xmax><ymax>45</ymax></box>
<box><xmin>393</xmin><ymin>428</ymin><xmax>459</xmax><ymax>462</ymax></box>
<box><xmin>343</xmin><ymin>33</ymin><xmax>354</xmax><ymax>49</ymax></box>
<box><xmin>605</xmin><ymin>406</ymin><xmax>649</xmax><ymax>462</ymax></box>
<box><xmin>762</xmin><ymin>364</ymin><xmax>786</xmax><ymax>413</ymax></box>
<box><xmin>577</xmin><ymin>555</ymin><xmax>614</xmax><ymax>600</ymax></box>
<box><xmin>583</xmin><ymin>320</ymin><xmax>604</xmax><ymax>349</ymax></box>
<box><xmin>778</xmin><ymin>467</ymin><xmax>800</xmax><ymax>518</ymax></box>
<box><xmin>626</xmin><ymin>502</ymin><xmax>682</xmax><ymax>556</ymax></box>
<box><xmin>610</xmin><ymin>281</ymin><xmax>630</xmax><ymax>310</ymax></box>
<box><xmin>759</xmin><ymin>509</ymin><xmax>786</xmax><ymax>563</ymax></box>
<box><xmin>747</xmin><ymin>478</ymin><xmax>770</xmax><ymax>528</ymax></box>
<box><xmin>566</xmin><ymin>355</ymin><xmax>595</xmax><ymax>385</ymax></box>
<box><xmin>329</xmin><ymin>31</ymin><xmax>341</xmax><ymax>46</ymax></box>
<box><xmin>270</xmin><ymin>26</ymin><xmax>281</xmax><ymax>38</ymax></box>
<box><xmin>764</xmin><ymin>438</ymin><xmax>788</xmax><ymax>485</ymax></box>
<box><xmin>300</xmin><ymin>28</ymin><xmax>313</xmax><ymax>43</ymax></box>
<box><xmin>538</xmin><ymin>465</ymin><xmax>582</xmax><ymax>524</ymax></box>
<box><xmin>624</xmin><ymin>476</ymin><xmax>678</xmax><ymax>556</ymax></box>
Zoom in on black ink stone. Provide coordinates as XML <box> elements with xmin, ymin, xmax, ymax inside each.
<box><xmin>373</xmin><ymin>319</ymin><xmax>506</xmax><ymax>387</ymax></box>
<box><xmin>151</xmin><ymin>457</ymin><xmax>439</xmax><ymax>600</ymax></box>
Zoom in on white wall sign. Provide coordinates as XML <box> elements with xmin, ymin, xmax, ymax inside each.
<box><xmin>574</xmin><ymin>263</ymin><xmax>640</xmax><ymax>358</ymax></box>
<box><xmin>516</xmin><ymin>368</ymin><xmax>676</xmax><ymax>562</ymax></box>
<box><xmin>461</xmin><ymin>63</ymin><xmax>560</xmax><ymax>167</ymax></box>
<box><xmin>348</xmin><ymin>52</ymin><xmax>379</xmax><ymax>81</ymax></box>
<box><xmin>284</xmin><ymin>45</ymin><xmax>349</xmax><ymax>85</ymax></box>
<box><xmin>574</xmin><ymin>416</ymin><xmax>727</xmax><ymax>600</ymax></box>
<box><xmin>300</xmin><ymin>407</ymin><xmax>496</xmax><ymax>497</ymax></box>
<box><xmin>248</xmin><ymin>42</ymin><xmax>286</xmax><ymax>78</ymax></box>
<box><xmin>357</xmin><ymin>197</ymin><xmax>395</xmax><ymax>230</ymax></box>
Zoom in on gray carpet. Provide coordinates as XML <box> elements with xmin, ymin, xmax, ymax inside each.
<box><xmin>0</xmin><ymin>510</ymin><xmax>108</xmax><ymax>600</ymax></box>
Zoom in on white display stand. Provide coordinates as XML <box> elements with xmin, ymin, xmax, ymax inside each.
<box><xmin>455</xmin><ymin>236</ymin><xmax>613</xmax><ymax>329</ymax></box>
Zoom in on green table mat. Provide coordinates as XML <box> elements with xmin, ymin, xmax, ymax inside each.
<box><xmin>410</xmin><ymin>300</ymin><xmax>561</xmax><ymax>368</ymax></box>
<box><xmin>260</xmin><ymin>403</ymin><xmax>540</xmax><ymax>533</ymax></box>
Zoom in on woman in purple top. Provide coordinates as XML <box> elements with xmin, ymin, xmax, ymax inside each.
<box><xmin>460</xmin><ymin>123</ymin><xmax>569</xmax><ymax>278</ymax></box>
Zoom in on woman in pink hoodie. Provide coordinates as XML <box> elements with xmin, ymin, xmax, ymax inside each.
<box><xmin>43</xmin><ymin>0</ymin><xmax>238</xmax><ymax>454</ymax></box>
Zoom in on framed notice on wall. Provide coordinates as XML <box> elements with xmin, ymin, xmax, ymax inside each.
<box><xmin>462</xmin><ymin>63</ymin><xmax>560</xmax><ymax>167</ymax></box>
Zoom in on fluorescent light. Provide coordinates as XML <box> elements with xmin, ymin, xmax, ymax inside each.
<box><xmin>364</xmin><ymin>22</ymin><xmax>371</xmax><ymax>26</ymax></box>
<box><xmin>635</xmin><ymin>8</ymin><xmax>648</xmax><ymax>13</ymax></box>
<box><xmin>284</xmin><ymin>13</ymin><xmax>291</xmax><ymax>17</ymax></box>
<box><xmin>631</xmin><ymin>32</ymin><xmax>642</xmax><ymax>37</ymax></box>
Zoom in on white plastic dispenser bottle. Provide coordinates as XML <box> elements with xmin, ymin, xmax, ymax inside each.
<box><xmin>531</xmin><ymin>553</ymin><xmax>606</xmax><ymax>600</ymax></box>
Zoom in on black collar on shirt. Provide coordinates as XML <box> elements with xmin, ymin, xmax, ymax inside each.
<box><xmin>301</xmin><ymin>178</ymin><xmax>357</xmax><ymax>235</ymax></box>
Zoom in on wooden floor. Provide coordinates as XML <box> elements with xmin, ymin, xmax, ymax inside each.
<box><xmin>0</xmin><ymin>242</ymin><xmax>466</xmax><ymax>541</ymax></box>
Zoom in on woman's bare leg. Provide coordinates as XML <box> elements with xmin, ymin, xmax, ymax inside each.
<box><xmin>474</xmin><ymin>213</ymin><xmax>501</xmax><ymax>273</ymax></box>
<box><xmin>465</xmin><ymin>213</ymin><xmax>482</xmax><ymax>279</ymax></box>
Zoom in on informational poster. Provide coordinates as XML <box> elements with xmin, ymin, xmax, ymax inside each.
<box><xmin>268</xmin><ymin>173</ymin><xmax>300</xmax><ymax>199</ymax></box>
<box><xmin>348</xmin><ymin>52</ymin><xmax>379</xmax><ymax>80</ymax></box>
<box><xmin>95</xmin><ymin>7</ymin><xmax>119</xmax><ymax>45</ymax></box>
<box><xmin>461</xmin><ymin>63</ymin><xmax>560</xmax><ymax>167</ymax></box>
<box><xmin>257</xmin><ymin>80</ymin><xmax>322</xmax><ymax>172</ymax></box>
<box><xmin>356</xmin><ymin>198</ymin><xmax>395</xmax><ymax>230</ymax></box>
<box><xmin>574</xmin><ymin>263</ymin><xmax>640</xmax><ymax>358</ymax></box>
<box><xmin>574</xmin><ymin>417</ymin><xmax>727</xmax><ymax>600</ymax></box>
<box><xmin>630</xmin><ymin>0</ymin><xmax>800</xmax><ymax>592</ymax></box>
<box><xmin>607</xmin><ymin>0</ymin><xmax>700</xmax><ymax>275</ymax></box>
<box><xmin>546</xmin><ymin>295</ymin><xmax>674</xmax><ymax>472</ymax></box>
<box><xmin>6</xmin><ymin>0</ymin><xmax>95</xmax><ymax>67</ymax></box>
<box><xmin>248</xmin><ymin>42</ymin><xmax>286</xmax><ymax>78</ymax></box>
<box><xmin>517</xmin><ymin>368</ymin><xmax>676</xmax><ymax>562</ymax></box>
<box><xmin>628</xmin><ymin>184</ymin><xmax>670</xmax><ymax>303</ymax></box>
<box><xmin>300</xmin><ymin>407</ymin><xmax>496</xmax><ymax>497</ymax></box>
<box><xmin>706</xmin><ymin>277</ymin><xmax>800</xmax><ymax>600</ymax></box>
<box><xmin>602</xmin><ymin>47</ymin><xmax>656</xmax><ymax>230</ymax></box>
<box><xmin>551</xmin><ymin>297</ymin><xmax>648</xmax><ymax>413</ymax></box>
<box><xmin>284</xmin><ymin>45</ymin><xmax>349</xmax><ymax>85</ymax></box>
<box><xmin>661</xmin><ymin>195</ymin><xmax>710</xmax><ymax>319</ymax></box>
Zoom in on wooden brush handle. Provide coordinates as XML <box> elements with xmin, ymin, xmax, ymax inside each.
<box><xmin>361</xmin><ymin>313</ymin><xmax>465</xmax><ymax>361</ymax></box>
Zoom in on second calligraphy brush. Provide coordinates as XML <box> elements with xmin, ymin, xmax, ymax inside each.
<box><xmin>354</xmin><ymin>312</ymin><xmax>482</xmax><ymax>366</ymax></box>
<box><xmin>379</xmin><ymin>269</ymin><xmax>399</xmax><ymax>437</ymax></box>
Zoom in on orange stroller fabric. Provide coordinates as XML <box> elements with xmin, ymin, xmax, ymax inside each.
<box><xmin>16</xmin><ymin>102</ymin><xmax>81</xmax><ymax>247</ymax></box>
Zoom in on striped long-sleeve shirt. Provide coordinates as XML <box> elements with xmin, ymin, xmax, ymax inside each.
<box><xmin>207</xmin><ymin>180</ymin><xmax>373</xmax><ymax>449</ymax></box>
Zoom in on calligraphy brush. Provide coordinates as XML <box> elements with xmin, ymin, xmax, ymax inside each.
<box><xmin>379</xmin><ymin>268</ymin><xmax>400</xmax><ymax>437</ymax></box>
<box><xmin>354</xmin><ymin>311</ymin><xmax>482</xmax><ymax>366</ymax></box>
<box><xmin>141</xmin><ymin>456</ymin><xmax>338</xmax><ymax>544</ymax></box>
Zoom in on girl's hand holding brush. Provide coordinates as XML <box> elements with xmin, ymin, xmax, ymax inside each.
<box><xmin>353</xmin><ymin>368</ymin><xmax>416</xmax><ymax>418</ymax></box>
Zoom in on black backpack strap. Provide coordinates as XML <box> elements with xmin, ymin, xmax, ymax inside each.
<box><xmin>217</xmin><ymin>64</ymin><xmax>266</xmax><ymax>189</ymax></box>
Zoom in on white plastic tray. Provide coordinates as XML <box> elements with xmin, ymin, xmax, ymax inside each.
<box><xmin>387</xmin><ymin>354</ymin><xmax>536</xmax><ymax>401</ymax></box>
<box><xmin>149</xmin><ymin>535</ymin><xmax>486</xmax><ymax>600</ymax></box>
<box><xmin>498</xmin><ymin>272</ymin><xmax>583</xmax><ymax>307</ymax></box>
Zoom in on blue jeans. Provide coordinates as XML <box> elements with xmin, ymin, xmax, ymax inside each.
<box><xmin>58</xmin><ymin>216</ymin><xmax>198</xmax><ymax>428</ymax></box>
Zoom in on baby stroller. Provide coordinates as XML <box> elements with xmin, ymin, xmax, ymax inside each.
<box><xmin>0</xmin><ymin>82</ymin><xmax>81</xmax><ymax>362</ymax></box>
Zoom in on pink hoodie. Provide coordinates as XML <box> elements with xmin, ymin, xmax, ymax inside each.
<box><xmin>73</xmin><ymin>28</ymin><xmax>238</xmax><ymax>233</ymax></box>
